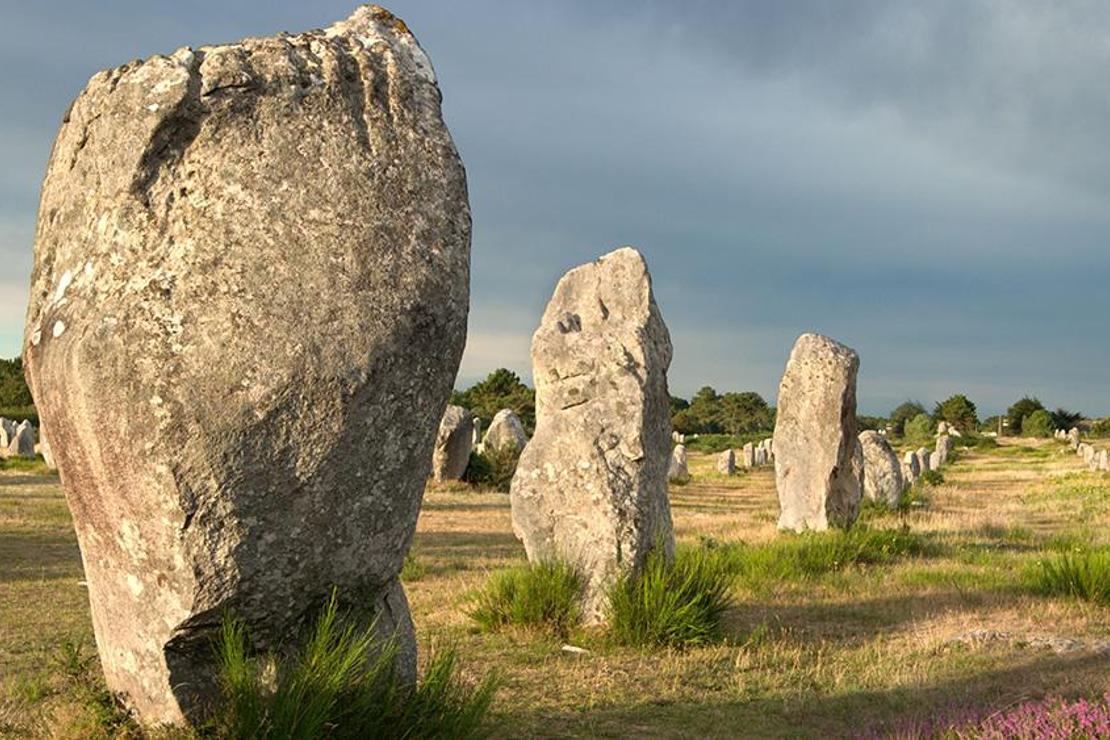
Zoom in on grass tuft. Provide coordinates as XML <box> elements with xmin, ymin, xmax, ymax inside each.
<box><xmin>606</xmin><ymin>544</ymin><xmax>735</xmax><ymax>649</ymax></box>
<box><xmin>1025</xmin><ymin>548</ymin><xmax>1110</xmax><ymax>605</ymax></box>
<box><xmin>214</xmin><ymin>591</ymin><xmax>496</xmax><ymax>739</ymax></box>
<box><xmin>469</xmin><ymin>560</ymin><xmax>584</xmax><ymax>638</ymax></box>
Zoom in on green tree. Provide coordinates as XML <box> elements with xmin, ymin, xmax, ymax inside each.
<box><xmin>889</xmin><ymin>401</ymin><xmax>926</xmax><ymax>436</ymax></box>
<box><xmin>1006</xmin><ymin>397</ymin><xmax>1044</xmax><ymax>435</ymax></box>
<box><xmin>1050</xmin><ymin>408</ymin><xmax>1083</xmax><ymax>431</ymax></box>
<box><xmin>857</xmin><ymin>415</ymin><xmax>886</xmax><ymax>432</ymax></box>
<box><xmin>451</xmin><ymin>369</ymin><xmax>536</xmax><ymax>434</ymax></box>
<box><xmin>933</xmin><ymin>394</ymin><xmax>978</xmax><ymax>432</ymax></box>
<box><xmin>904</xmin><ymin>413</ymin><xmax>935</xmax><ymax>445</ymax></box>
<box><xmin>0</xmin><ymin>357</ymin><xmax>33</xmax><ymax>408</ymax></box>
<box><xmin>1022</xmin><ymin>409</ymin><xmax>1054</xmax><ymax>438</ymax></box>
<box><xmin>717</xmin><ymin>392</ymin><xmax>774</xmax><ymax>435</ymax></box>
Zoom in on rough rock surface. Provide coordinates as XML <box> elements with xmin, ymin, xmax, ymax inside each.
<box><xmin>773</xmin><ymin>333</ymin><xmax>862</xmax><ymax>531</ymax></box>
<box><xmin>1067</xmin><ymin>427</ymin><xmax>1081</xmax><ymax>450</ymax></box>
<box><xmin>668</xmin><ymin>444</ymin><xmax>689</xmax><ymax>481</ymax></box>
<box><xmin>483</xmin><ymin>408</ymin><xmax>528</xmax><ymax>453</ymax></box>
<box><xmin>859</xmin><ymin>431</ymin><xmax>903</xmax><ymax>506</ymax></box>
<box><xmin>22</xmin><ymin>6</ymin><xmax>469</xmax><ymax>726</ymax></box>
<box><xmin>510</xmin><ymin>247</ymin><xmax>674</xmax><ymax>621</ymax></box>
<box><xmin>930</xmin><ymin>450</ymin><xmax>943</xmax><ymax>471</ymax></box>
<box><xmin>432</xmin><ymin>405</ymin><xmax>474</xmax><ymax>481</ymax></box>
<box><xmin>39</xmin><ymin>425</ymin><xmax>57</xmax><ymax>470</ymax></box>
<box><xmin>716</xmin><ymin>448</ymin><xmax>735</xmax><ymax>475</ymax></box>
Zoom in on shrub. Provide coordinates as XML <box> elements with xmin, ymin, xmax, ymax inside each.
<box><xmin>1091</xmin><ymin>417</ymin><xmax>1110</xmax><ymax>438</ymax></box>
<box><xmin>463</xmin><ymin>444</ymin><xmax>520</xmax><ymax>492</ymax></box>
<box><xmin>451</xmin><ymin>368</ymin><xmax>535</xmax><ymax>434</ymax></box>
<box><xmin>213</xmin><ymin>592</ymin><xmax>496</xmax><ymax>738</ymax></box>
<box><xmin>1006</xmin><ymin>396</ymin><xmax>1044</xmax><ymax>435</ymax></box>
<box><xmin>903</xmin><ymin>413</ymin><xmax>935</xmax><ymax>445</ymax></box>
<box><xmin>469</xmin><ymin>560</ymin><xmax>584</xmax><ymax>638</ymax></box>
<box><xmin>933</xmin><ymin>394</ymin><xmax>979</xmax><ymax>432</ymax></box>
<box><xmin>1026</xmin><ymin>548</ymin><xmax>1110</xmax><ymax>605</ymax></box>
<box><xmin>889</xmin><ymin>401</ymin><xmax>925</xmax><ymax>437</ymax></box>
<box><xmin>1022</xmin><ymin>409</ymin><xmax>1054</xmax><ymax>438</ymax></box>
<box><xmin>606</xmin><ymin>544</ymin><xmax>735</xmax><ymax>648</ymax></box>
<box><xmin>918</xmin><ymin>469</ymin><xmax>944</xmax><ymax>486</ymax></box>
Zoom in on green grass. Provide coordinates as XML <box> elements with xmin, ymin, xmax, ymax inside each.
<box><xmin>469</xmin><ymin>560</ymin><xmax>584</xmax><ymax>638</ymax></box>
<box><xmin>402</xmin><ymin>553</ymin><xmax>428</xmax><ymax>582</ymax></box>
<box><xmin>0</xmin><ymin>456</ymin><xmax>52</xmax><ymax>474</ymax></box>
<box><xmin>606</xmin><ymin>544</ymin><xmax>735</xmax><ymax>648</ymax></box>
<box><xmin>214</xmin><ymin>592</ymin><xmax>496</xmax><ymax>739</ymax></box>
<box><xmin>715</xmin><ymin>526</ymin><xmax>938</xmax><ymax>593</ymax></box>
<box><xmin>1024</xmin><ymin>548</ymin><xmax>1110</xmax><ymax>605</ymax></box>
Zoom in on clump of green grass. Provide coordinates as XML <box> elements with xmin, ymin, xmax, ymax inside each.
<box><xmin>462</xmin><ymin>445</ymin><xmax>521</xmax><ymax>492</ymax></box>
<box><xmin>606</xmin><ymin>545</ymin><xmax>735</xmax><ymax>649</ymax></box>
<box><xmin>402</xmin><ymin>553</ymin><xmax>427</xmax><ymax>582</ymax></box>
<box><xmin>469</xmin><ymin>560</ymin><xmax>584</xmax><ymax>638</ymax></box>
<box><xmin>214</xmin><ymin>592</ymin><xmax>496</xmax><ymax>739</ymax></box>
<box><xmin>1025</xmin><ymin>548</ymin><xmax>1110</xmax><ymax>605</ymax></box>
<box><xmin>725</xmin><ymin>526</ymin><xmax>936</xmax><ymax>592</ymax></box>
<box><xmin>918</xmin><ymin>469</ymin><xmax>944</xmax><ymax>486</ymax></box>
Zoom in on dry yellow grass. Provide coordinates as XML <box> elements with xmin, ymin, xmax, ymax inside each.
<box><xmin>0</xmin><ymin>436</ymin><xmax>1107</xmax><ymax>737</ymax></box>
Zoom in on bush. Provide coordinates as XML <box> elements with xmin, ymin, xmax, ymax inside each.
<box><xmin>1026</xmin><ymin>549</ymin><xmax>1110</xmax><ymax>605</ymax></box>
<box><xmin>685</xmin><ymin>433</ymin><xmax>765</xmax><ymax>454</ymax></box>
<box><xmin>1022</xmin><ymin>409</ymin><xmax>1054</xmax><ymax>438</ymax></box>
<box><xmin>1006</xmin><ymin>396</ymin><xmax>1044</xmax><ymax>435</ymax></box>
<box><xmin>889</xmin><ymin>401</ymin><xmax>925</xmax><ymax>437</ymax></box>
<box><xmin>463</xmin><ymin>444</ymin><xmax>520</xmax><ymax>492</ymax></box>
<box><xmin>903</xmin><ymin>413</ymin><xmax>935</xmax><ymax>445</ymax></box>
<box><xmin>606</xmin><ymin>544</ymin><xmax>735</xmax><ymax>648</ymax></box>
<box><xmin>469</xmin><ymin>560</ymin><xmax>584</xmax><ymax>638</ymax></box>
<box><xmin>1090</xmin><ymin>418</ymin><xmax>1110</xmax><ymax>438</ymax></box>
<box><xmin>933</xmin><ymin>394</ymin><xmax>979</xmax><ymax>431</ymax></box>
<box><xmin>214</xmin><ymin>592</ymin><xmax>496</xmax><ymax>738</ymax></box>
<box><xmin>918</xmin><ymin>469</ymin><xmax>944</xmax><ymax>486</ymax></box>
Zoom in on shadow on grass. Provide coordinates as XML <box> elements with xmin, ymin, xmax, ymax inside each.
<box><xmin>495</xmin><ymin>650</ymin><xmax>1108</xmax><ymax>737</ymax></box>
<box><xmin>0</xmin><ymin>531</ymin><xmax>82</xmax><ymax>583</ymax></box>
<box><xmin>409</xmin><ymin>530</ymin><xmax>523</xmax><ymax>562</ymax></box>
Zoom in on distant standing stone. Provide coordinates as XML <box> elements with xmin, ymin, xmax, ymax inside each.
<box><xmin>1098</xmin><ymin>449</ymin><xmax>1110</xmax><ymax>472</ymax></box>
<box><xmin>935</xmin><ymin>434</ymin><xmax>953</xmax><ymax>466</ymax></box>
<box><xmin>773</xmin><ymin>333</ymin><xmax>863</xmax><ymax>532</ymax></box>
<box><xmin>937</xmin><ymin>421</ymin><xmax>949</xmax><ymax>435</ymax></box>
<box><xmin>716</xmin><ymin>448</ymin><xmax>736</xmax><ymax>475</ymax></box>
<box><xmin>859</xmin><ymin>431</ymin><xmax>904</xmax><ymax>506</ymax></box>
<box><xmin>902</xmin><ymin>450</ymin><xmax>920</xmax><ymax>485</ymax></box>
<box><xmin>668</xmin><ymin>444</ymin><xmax>689</xmax><ymax>481</ymax></box>
<box><xmin>483</xmin><ymin>408</ymin><xmax>528</xmax><ymax>453</ymax></box>
<box><xmin>8</xmin><ymin>421</ymin><xmax>36</xmax><ymax>459</ymax></box>
<box><xmin>432</xmin><ymin>405</ymin><xmax>474</xmax><ymax>482</ymax></box>
<box><xmin>510</xmin><ymin>247</ymin><xmax>674</xmax><ymax>621</ymax></box>
<box><xmin>1067</xmin><ymin>428</ymin><xmax>1081</xmax><ymax>450</ymax></box>
<box><xmin>917</xmin><ymin>447</ymin><xmax>932</xmax><ymax>472</ymax></box>
<box><xmin>740</xmin><ymin>442</ymin><xmax>756</xmax><ymax>468</ymax></box>
<box><xmin>930</xmin><ymin>450</ymin><xmax>943</xmax><ymax>471</ymax></box>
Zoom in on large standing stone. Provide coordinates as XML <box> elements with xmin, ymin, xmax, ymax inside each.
<box><xmin>39</xmin><ymin>425</ymin><xmax>58</xmax><ymax>470</ymax></box>
<box><xmin>21</xmin><ymin>7</ymin><xmax>469</xmax><ymax>726</ymax></box>
<box><xmin>0</xmin><ymin>417</ymin><xmax>14</xmax><ymax>446</ymax></box>
<box><xmin>8</xmin><ymin>421</ymin><xmax>36</xmax><ymax>459</ymax></box>
<box><xmin>432</xmin><ymin>405</ymin><xmax>474</xmax><ymax>481</ymax></box>
<box><xmin>858</xmin><ymin>430</ymin><xmax>903</xmax><ymax>506</ymax></box>
<box><xmin>483</xmin><ymin>408</ymin><xmax>528</xmax><ymax>453</ymax></box>
<box><xmin>1068</xmin><ymin>427</ymin><xmax>1081</xmax><ymax>451</ymax></box>
<box><xmin>510</xmin><ymin>247</ymin><xmax>674</xmax><ymax>621</ymax></box>
<box><xmin>773</xmin><ymin>333</ymin><xmax>863</xmax><ymax>532</ymax></box>
<box><xmin>716</xmin><ymin>448</ymin><xmax>736</xmax><ymax>475</ymax></box>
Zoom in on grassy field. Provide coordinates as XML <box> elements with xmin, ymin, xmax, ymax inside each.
<box><xmin>1</xmin><ymin>438</ymin><xmax>1107</xmax><ymax>737</ymax></box>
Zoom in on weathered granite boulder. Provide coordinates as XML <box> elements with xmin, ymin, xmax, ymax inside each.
<box><xmin>432</xmin><ymin>405</ymin><xmax>474</xmax><ymax>481</ymax></box>
<box><xmin>754</xmin><ymin>446</ymin><xmax>768</xmax><ymax>467</ymax></box>
<box><xmin>668</xmin><ymin>444</ymin><xmax>689</xmax><ymax>481</ymax></box>
<box><xmin>917</xmin><ymin>446</ymin><xmax>932</xmax><ymax>472</ymax></box>
<box><xmin>773</xmin><ymin>333</ymin><xmax>862</xmax><ymax>531</ymax></box>
<box><xmin>930</xmin><ymin>450</ymin><xmax>943</xmax><ymax>471</ymax></box>
<box><xmin>1099</xmin><ymin>450</ymin><xmax>1110</xmax><ymax>472</ymax></box>
<box><xmin>510</xmin><ymin>247</ymin><xmax>674</xmax><ymax>621</ymax></box>
<box><xmin>935</xmin><ymin>434</ymin><xmax>953</xmax><ymax>466</ymax></box>
<box><xmin>471</xmin><ymin>417</ymin><xmax>482</xmax><ymax>448</ymax></box>
<box><xmin>21</xmin><ymin>6</ymin><xmax>469</xmax><ymax>726</ymax></box>
<box><xmin>0</xmin><ymin>417</ymin><xmax>14</xmax><ymax>444</ymax></box>
<box><xmin>716</xmin><ymin>448</ymin><xmax>735</xmax><ymax>475</ymax></box>
<box><xmin>937</xmin><ymin>421</ymin><xmax>949</xmax><ymax>435</ymax></box>
<box><xmin>39</xmin><ymin>425</ymin><xmax>57</xmax><ymax>470</ymax></box>
<box><xmin>8</xmin><ymin>421</ymin><xmax>36</xmax><ymax>459</ymax></box>
<box><xmin>483</xmin><ymin>408</ymin><xmax>528</xmax><ymax>453</ymax></box>
<box><xmin>740</xmin><ymin>442</ymin><xmax>755</xmax><ymax>468</ymax></box>
<box><xmin>1081</xmin><ymin>443</ymin><xmax>1096</xmax><ymax>465</ymax></box>
<box><xmin>859</xmin><ymin>430</ymin><xmax>903</xmax><ymax>506</ymax></box>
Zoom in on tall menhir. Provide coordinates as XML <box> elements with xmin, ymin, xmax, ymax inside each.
<box><xmin>22</xmin><ymin>5</ymin><xmax>469</xmax><ymax>726</ymax></box>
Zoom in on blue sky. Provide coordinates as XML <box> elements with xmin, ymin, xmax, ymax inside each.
<box><xmin>1</xmin><ymin>1</ymin><xmax>1107</xmax><ymax>416</ymax></box>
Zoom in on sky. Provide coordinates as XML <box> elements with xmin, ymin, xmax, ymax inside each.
<box><xmin>1</xmin><ymin>1</ymin><xmax>1107</xmax><ymax>417</ymax></box>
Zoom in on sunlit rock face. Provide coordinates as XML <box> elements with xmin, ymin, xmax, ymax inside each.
<box><xmin>23</xmin><ymin>5</ymin><xmax>469</xmax><ymax>725</ymax></box>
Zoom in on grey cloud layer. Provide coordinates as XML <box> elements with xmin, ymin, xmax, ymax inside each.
<box><xmin>0</xmin><ymin>0</ymin><xmax>1106</xmax><ymax>415</ymax></box>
